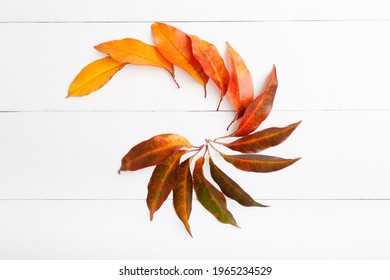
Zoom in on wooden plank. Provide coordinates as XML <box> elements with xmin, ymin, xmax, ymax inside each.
<box><xmin>1</xmin><ymin>111</ymin><xmax>389</xmax><ymax>199</ymax></box>
<box><xmin>1</xmin><ymin>0</ymin><xmax>390</xmax><ymax>22</ymax></box>
<box><xmin>1</xmin><ymin>200</ymin><xmax>389</xmax><ymax>259</ymax></box>
<box><xmin>1</xmin><ymin>22</ymin><xmax>390</xmax><ymax>111</ymax></box>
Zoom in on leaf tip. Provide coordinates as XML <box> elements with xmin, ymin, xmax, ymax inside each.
<box><xmin>149</xmin><ymin>211</ymin><xmax>154</xmax><ymax>221</ymax></box>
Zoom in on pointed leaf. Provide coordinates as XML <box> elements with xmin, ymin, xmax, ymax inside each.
<box><xmin>119</xmin><ymin>134</ymin><xmax>191</xmax><ymax>172</ymax></box>
<box><xmin>233</xmin><ymin>65</ymin><xmax>278</xmax><ymax>136</ymax></box>
<box><xmin>173</xmin><ymin>158</ymin><xmax>193</xmax><ymax>237</ymax></box>
<box><xmin>147</xmin><ymin>150</ymin><xmax>186</xmax><ymax>221</ymax></box>
<box><xmin>94</xmin><ymin>38</ymin><xmax>177</xmax><ymax>84</ymax></box>
<box><xmin>68</xmin><ymin>57</ymin><xmax>125</xmax><ymax>97</ymax></box>
<box><xmin>226</xmin><ymin>42</ymin><xmax>254</xmax><ymax>118</ymax></box>
<box><xmin>151</xmin><ymin>22</ymin><xmax>209</xmax><ymax>93</ymax></box>
<box><xmin>209</xmin><ymin>157</ymin><xmax>267</xmax><ymax>207</ymax></box>
<box><xmin>193</xmin><ymin>156</ymin><xmax>238</xmax><ymax>226</ymax></box>
<box><xmin>220</xmin><ymin>153</ymin><xmax>301</xmax><ymax>173</ymax></box>
<box><xmin>190</xmin><ymin>35</ymin><xmax>229</xmax><ymax>108</ymax></box>
<box><xmin>223</xmin><ymin>121</ymin><xmax>301</xmax><ymax>153</ymax></box>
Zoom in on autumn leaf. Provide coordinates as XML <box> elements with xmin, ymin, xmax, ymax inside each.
<box><xmin>222</xmin><ymin>121</ymin><xmax>301</xmax><ymax>153</ymax></box>
<box><xmin>68</xmin><ymin>56</ymin><xmax>125</xmax><ymax>97</ymax></box>
<box><xmin>209</xmin><ymin>157</ymin><xmax>267</xmax><ymax>207</ymax></box>
<box><xmin>193</xmin><ymin>156</ymin><xmax>238</xmax><ymax>227</ymax></box>
<box><xmin>147</xmin><ymin>150</ymin><xmax>186</xmax><ymax>221</ymax></box>
<box><xmin>232</xmin><ymin>65</ymin><xmax>278</xmax><ymax>137</ymax></box>
<box><xmin>173</xmin><ymin>158</ymin><xmax>193</xmax><ymax>237</ymax></box>
<box><xmin>220</xmin><ymin>153</ymin><xmax>300</xmax><ymax>173</ymax></box>
<box><xmin>189</xmin><ymin>35</ymin><xmax>229</xmax><ymax>109</ymax></box>
<box><xmin>94</xmin><ymin>38</ymin><xmax>178</xmax><ymax>87</ymax></box>
<box><xmin>119</xmin><ymin>134</ymin><xmax>192</xmax><ymax>172</ymax></box>
<box><xmin>151</xmin><ymin>22</ymin><xmax>209</xmax><ymax>94</ymax></box>
<box><xmin>226</xmin><ymin>42</ymin><xmax>254</xmax><ymax>119</ymax></box>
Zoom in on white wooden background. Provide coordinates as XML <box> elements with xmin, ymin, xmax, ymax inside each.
<box><xmin>1</xmin><ymin>0</ymin><xmax>390</xmax><ymax>259</ymax></box>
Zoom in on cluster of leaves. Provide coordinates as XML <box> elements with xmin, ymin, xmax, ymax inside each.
<box><xmin>69</xmin><ymin>22</ymin><xmax>301</xmax><ymax>236</ymax></box>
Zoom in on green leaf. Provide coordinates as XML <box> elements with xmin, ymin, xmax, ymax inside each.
<box><xmin>193</xmin><ymin>156</ymin><xmax>238</xmax><ymax>227</ymax></box>
<box><xmin>209</xmin><ymin>156</ymin><xmax>267</xmax><ymax>207</ymax></box>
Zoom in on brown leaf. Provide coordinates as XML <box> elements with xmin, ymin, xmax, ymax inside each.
<box><xmin>68</xmin><ymin>57</ymin><xmax>125</xmax><ymax>97</ymax></box>
<box><xmin>232</xmin><ymin>65</ymin><xmax>278</xmax><ymax>137</ymax></box>
<box><xmin>119</xmin><ymin>134</ymin><xmax>191</xmax><ymax>172</ymax></box>
<box><xmin>226</xmin><ymin>42</ymin><xmax>254</xmax><ymax>118</ymax></box>
<box><xmin>190</xmin><ymin>35</ymin><xmax>229</xmax><ymax>108</ymax></box>
<box><xmin>173</xmin><ymin>158</ymin><xmax>193</xmax><ymax>237</ymax></box>
<box><xmin>147</xmin><ymin>150</ymin><xmax>186</xmax><ymax>221</ymax></box>
<box><xmin>209</xmin><ymin>157</ymin><xmax>267</xmax><ymax>207</ymax></box>
<box><xmin>223</xmin><ymin>121</ymin><xmax>301</xmax><ymax>153</ymax></box>
<box><xmin>94</xmin><ymin>38</ymin><xmax>178</xmax><ymax>86</ymax></box>
<box><xmin>151</xmin><ymin>22</ymin><xmax>209</xmax><ymax>94</ymax></box>
<box><xmin>220</xmin><ymin>153</ymin><xmax>301</xmax><ymax>173</ymax></box>
<box><xmin>193</xmin><ymin>156</ymin><xmax>238</xmax><ymax>227</ymax></box>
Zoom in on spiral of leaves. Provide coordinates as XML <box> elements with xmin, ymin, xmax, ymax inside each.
<box><xmin>68</xmin><ymin>22</ymin><xmax>301</xmax><ymax>237</ymax></box>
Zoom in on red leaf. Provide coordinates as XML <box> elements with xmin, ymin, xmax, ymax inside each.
<box><xmin>173</xmin><ymin>158</ymin><xmax>193</xmax><ymax>237</ymax></box>
<box><xmin>220</xmin><ymin>153</ymin><xmax>301</xmax><ymax>173</ymax></box>
<box><xmin>119</xmin><ymin>134</ymin><xmax>191</xmax><ymax>172</ymax></box>
<box><xmin>232</xmin><ymin>65</ymin><xmax>278</xmax><ymax>137</ymax></box>
<box><xmin>226</xmin><ymin>42</ymin><xmax>254</xmax><ymax>119</ymax></box>
<box><xmin>151</xmin><ymin>22</ymin><xmax>209</xmax><ymax>94</ymax></box>
<box><xmin>190</xmin><ymin>35</ymin><xmax>229</xmax><ymax>109</ymax></box>
<box><xmin>147</xmin><ymin>150</ymin><xmax>186</xmax><ymax>221</ymax></box>
<box><xmin>223</xmin><ymin>121</ymin><xmax>301</xmax><ymax>153</ymax></box>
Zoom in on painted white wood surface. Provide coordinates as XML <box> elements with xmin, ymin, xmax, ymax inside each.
<box><xmin>1</xmin><ymin>200</ymin><xmax>389</xmax><ymax>259</ymax></box>
<box><xmin>1</xmin><ymin>0</ymin><xmax>390</xmax><ymax>22</ymax></box>
<box><xmin>0</xmin><ymin>1</ymin><xmax>389</xmax><ymax>259</ymax></box>
<box><xmin>1</xmin><ymin>22</ymin><xmax>390</xmax><ymax>111</ymax></box>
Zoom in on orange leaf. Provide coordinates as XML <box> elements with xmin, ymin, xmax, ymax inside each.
<box><xmin>193</xmin><ymin>156</ymin><xmax>238</xmax><ymax>227</ymax></box>
<box><xmin>189</xmin><ymin>35</ymin><xmax>229</xmax><ymax>108</ymax></box>
<box><xmin>173</xmin><ymin>158</ymin><xmax>193</xmax><ymax>237</ymax></box>
<box><xmin>94</xmin><ymin>38</ymin><xmax>178</xmax><ymax>86</ymax></box>
<box><xmin>232</xmin><ymin>65</ymin><xmax>278</xmax><ymax>137</ymax></box>
<box><xmin>151</xmin><ymin>22</ymin><xmax>209</xmax><ymax>94</ymax></box>
<box><xmin>209</xmin><ymin>157</ymin><xmax>267</xmax><ymax>207</ymax></box>
<box><xmin>147</xmin><ymin>150</ymin><xmax>186</xmax><ymax>221</ymax></box>
<box><xmin>220</xmin><ymin>153</ymin><xmax>301</xmax><ymax>173</ymax></box>
<box><xmin>226</xmin><ymin>42</ymin><xmax>254</xmax><ymax>118</ymax></box>
<box><xmin>223</xmin><ymin>121</ymin><xmax>301</xmax><ymax>153</ymax></box>
<box><xmin>119</xmin><ymin>134</ymin><xmax>192</xmax><ymax>172</ymax></box>
<box><xmin>68</xmin><ymin>57</ymin><xmax>125</xmax><ymax>97</ymax></box>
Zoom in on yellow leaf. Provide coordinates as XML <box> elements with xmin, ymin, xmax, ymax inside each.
<box><xmin>68</xmin><ymin>56</ymin><xmax>125</xmax><ymax>97</ymax></box>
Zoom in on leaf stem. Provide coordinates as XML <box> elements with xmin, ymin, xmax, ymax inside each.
<box><xmin>206</xmin><ymin>139</ymin><xmax>221</xmax><ymax>154</ymax></box>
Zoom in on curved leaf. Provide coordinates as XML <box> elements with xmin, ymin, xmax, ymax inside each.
<box><xmin>220</xmin><ymin>153</ymin><xmax>301</xmax><ymax>173</ymax></box>
<box><xmin>233</xmin><ymin>65</ymin><xmax>278</xmax><ymax>137</ymax></box>
<box><xmin>209</xmin><ymin>157</ymin><xmax>267</xmax><ymax>207</ymax></box>
<box><xmin>147</xmin><ymin>150</ymin><xmax>186</xmax><ymax>221</ymax></box>
<box><xmin>190</xmin><ymin>35</ymin><xmax>229</xmax><ymax>108</ymax></box>
<box><xmin>173</xmin><ymin>158</ymin><xmax>193</xmax><ymax>237</ymax></box>
<box><xmin>68</xmin><ymin>57</ymin><xmax>125</xmax><ymax>97</ymax></box>
<box><xmin>151</xmin><ymin>22</ymin><xmax>209</xmax><ymax>93</ymax></box>
<box><xmin>94</xmin><ymin>38</ymin><xmax>177</xmax><ymax>84</ymax></box>
<box><xmin>223</xmin><ymin>121</ymin><xmax>301</xmax><ymax>153</ymax></box>
<box><xmin>226</xmin><ymin>42</ymin><xmax>254</xmax><ymax>118</ymax></box>
<box><xmin>119</xmin><ymin>134</ymin><xmax>191</xmax><ymax>172</ymax></box>
<box><xmin>193</xmin><ymin>156</ymin><xmax>238</xmax><ymax>227</ymax></box>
